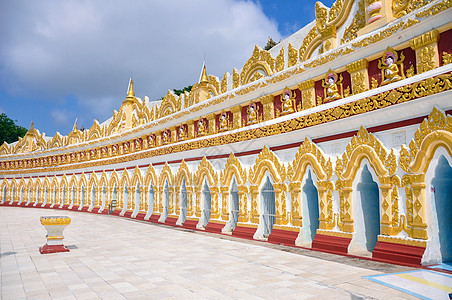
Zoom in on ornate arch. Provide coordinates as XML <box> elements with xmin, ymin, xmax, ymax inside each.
<box><xmin>158</xmin><ymin>163</ymin><xmax>174</xmax><ymax>214</ymax></box>
<box><xmin>399</xmin><ymin>108</ymin><xmax>452</xmax><ymax>240</ymax></box>
<box><xmin>78</xmin><ymin>173</ymin><xmax>88</xmax><ymax>207</ymax></box>
<box><xmin>335</xmin><ymin>126</ymin><xmax>397</xmax><ymax>235</ymax></box>
<box><xmin>87</xmin><ymin>172</ymin><xmax>98</xmax><ymax>207</ymax></box>
<box><xmin>193</xmin><ymin>157</ymin><xmax>219</xmax><ymax>218</ymax></box>
<box><xmin>158</xmin><ymin>163</ymin><xmax>174</xmax><ymax>187</ymax></box>
<box><xmin>88</xmin><ymin>120</ymin><xmax>103</xmax><ymax>141</ymax></box>
<box><xmin>248</xmin><ymin>146</ymin><xmax>287</xmax><ymax>225</ymax></box>
<box><xmin>220</xmin><ymin>152</ymin><xmax>248</xmax><ymax>223</ymax></box>
<box><xmin>9</xmin><ymin>178</ymin><xmax>17</xmax><ymax>203</ymax></box>
<box><xmin>17</xmin><ymin>178</ymin><xmax>26</xmax><ymax>204</ymax></box>
<box><xmin>287</xmin><ymin>138</ymin><xmax>333</xmax><ymax>228</ymax></box>
<box><xmin>50</xmin><ymin>176</ymin><xmax>59</xmax><ymax>205</ymax></box>
<box><xmin>1</xmin><ymin>178</ymin><xmax>8</xmax><ymax>203</ymax></box>
<box><xmin>241</xmin><ymin>46</ymin><xmax>274</xmax><ymax>85</ymax></box>
<box><xmin>143</xmin><ymin>164</ymin><xmax>158</xmax><ymax>213</ymax></box>
<box><xmin>60</xmin><ymin>175</ymin><xmax>69</xmax><ymax>205</ymax></box>
<box><xmin>34</xmin><ymin>177</ymin><xmax>43</xmax><ymax>204</ymax></box>
<box><xmin>48</xmin><ymin>132</ymin><xmax>64</xmax><ymax>149</ymax></box>
<box><xmin>109</xmin><ymin>170</ymin><xmax>120</xmax><ymax>189</ymax></box>
<box><xmin>249</xmin><ymin>146</ymin><xmax>286</xmax><ymax>185</ymax></box>
<box><xmin>299</xmin><ymin>0</ymin><xmax>354</xmax><ymax>61</ymax></box>
<box><xmin>144</xmin><ymin>164</ymin><xmax>158</xmax><ymax>188</ymax></box>
<box><xmin>118</xmin><ymin>170</ymin><xmax>131</xmax><ymax>210</ymax></box>
<box><xmin>174</xmin><ymin>160</ymin><xmax>193</xmax><ymax>216</ymax></box>
<box><xmin>194</xmin><ymin>157</ymin><xmax>218</xmax><ymax>187</ymax></box>
<box><xmin>220</xmin><ymin>152</ymin><xmax>247</xmax><ymax>187</ymax></box>
<box><xmin>99</xmin><ymin>171</ymin><xmax>108</xmax><ymax>189</ymax></box>
<box><xmin>131</xmin><ymin>166</ymin><xmax>143</xmax><ymax>188</ymax></box>
<box><xmin>159</xmin><ymin>90</ymin><xmax>181</xmax><ymax>118</ymax></box>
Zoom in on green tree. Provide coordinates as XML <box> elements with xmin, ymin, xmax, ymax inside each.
<box><xmin>0</xmin><ymin>113</ymin><xmax>28</xmax><ymax>145</ymax></box>
<box><xmin>173</xmin><ymin>85</ymin><xmax>193</xmax><ymax>96</ymax></box>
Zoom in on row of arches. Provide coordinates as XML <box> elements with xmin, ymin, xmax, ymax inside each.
<box><xmin>1</xmin><ymin>109</ymin><xmax>451</xmax><ymax>264</ymax></box>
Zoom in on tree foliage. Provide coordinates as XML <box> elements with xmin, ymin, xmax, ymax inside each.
<box><xmin>0</xmin><ymin>113</ymin><xmax>28</xmax><ymax>145</ymax></box>
<box><xmin>173</xmin><ymin>85</ymin><xmax>193</xmax><ymax>96</ymax></box>
<box><xmin>264</xmin><ymin>37</ymin><xmax>278</xmax><ymax>51</ymax></box>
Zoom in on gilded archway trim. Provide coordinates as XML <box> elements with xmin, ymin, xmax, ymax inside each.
<box><xmin>158</xmin><ymin>162</ymin><xmax>174</xmax><ymax>187</ymax></box>
<box><xmin>288</xmin><ymin>137</ymin><xmax>332</xmax><ymax>182</ymax></box>
<box><xmin>144</xmin><ymin>164</ymin><xmax>158</xmax><ymax>188</ymax></box>
<box><xmin>194</xmin><ymin>157</ymin><xmax>218</xmax><ymax>187</ymax></box>
<box><xmin>175</xmin><ymin>160</ymin><xmax>192</xmax><ymax>188</ymax></box>
<box><xmin>220</xmin><ymin>152</ymin><xmax>247</xmax><ymax>187</ymax></box>
<box><xmin>249</xmin><ymin>146</ymin><xmax>285</xmax><ymax>185</ymax></box>
<box><xmin>131</xmin><ymin>166</ymin><xmax>143</xmax><ymax>187</ymax></box>
<box><xmin>400</xmin><ymin>108</ymin><xmax>452</xmax><ymax>173</ymax></box>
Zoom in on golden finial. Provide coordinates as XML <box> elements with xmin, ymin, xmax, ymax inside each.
<box><xmin>200</xmin><ymin>63</ymin><xmax>208</xmax><ymax>85</ymax></box>
<box><xmin>127</xmin><ymin>78</ymin><xmax>135</xmax><ymax>97</ymax></box>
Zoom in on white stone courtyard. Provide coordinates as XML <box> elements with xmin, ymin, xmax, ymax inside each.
<box><xmin>0</xmin><ymin>207</ymin><xmax>425</xmax><ymax>299</ymax></box>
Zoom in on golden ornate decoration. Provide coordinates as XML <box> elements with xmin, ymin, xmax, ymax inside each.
<box><xmin>280</xmin><ymin>87</ymin><xmax>296</xmax><ymax>115</ymax></box>
<box><xmin>415</xmin><ymin>0</ymin><xmax>452</xmax><ymax>18</ymax></box>
<box><xmin>246</xmin><ymin>102</ymin><xmax>260</xmax><ymax>125</ymax></box>
<box><xmin>241</xmin><ymin>46</ymin><xmax>275</xmax><ymax>85</ymax></box>
<box><xmin>2</xmin><ymin>73</ymin><xmax>452</xmax><ymax>175</ymax></box>
<box><xmin>352</xmin><ymin>21</ymin><xmax>404</xmax><ymax>48</ymax></box>
<box><xmin>40</xmin><ymin>216</ymin><xmax>71</xmax><ymax>226</ymax></box>
<box><xmin>352</xmin><ymin>71</ymin><xmax>367</xmax><ymax>94</ymax></box>
<box><xmin>378</xmin><ymin>47</ymin><xmax>405</xmax><ymax>85</ymax></box>
<box><xmin>393</xmin><ymin>0</ymin><xmax>431</xmax><ymax>18</ymax></box>
<box><xmin>220</xmin><ymin>72</ymin><xmax>228</xmax><ymax>94</ymax></box>
<box><xmin>249</xmin><ymin>146</ymin><xmax>286</xmax><ymax>185</ymax></box>
<box><xmin>417</xmin><ymin>45</ymin><xmax>436</xmax><ymax>73</ymax></box>
<box><xmin>288</xmin><ymin>43</ymin><xmax>298</xmax><ymax>68</ymax></box>
<box><xmin>219</xmin><ymin>112</ymin><xmax>230</xmax><ymax>132</ymax></box>
<box><xmin>443</xmin><ymin>52</ymin><xmax>452</xmax><ymax>65</ymax></box>
<box><xmin>399</xmin><ymin>107</ymin><xmax>452</xmax><ymax>173</ymax></box>
<box><xmin>322</xmin><ymin>69</ymin><xmax>343</xmax><ymax>102</ymax></box>
<box><xmin>275</xmin><ymin>48</ymin><xmax>285</xmax><ymax>72</ymax></box>
<box><xmin>341</xmin><ymin>0</ymin><xmax>366</xmax><ymax>44</ymax></box>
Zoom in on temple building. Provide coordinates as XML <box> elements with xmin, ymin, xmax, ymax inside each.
<box><xmin>1</xmin><ymin>0</ymin><xmax>452</xmax><ymax>266</ymax></box>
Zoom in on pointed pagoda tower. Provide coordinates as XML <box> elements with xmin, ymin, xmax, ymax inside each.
<box><xmin>120</xmin><ymin>78</ymin><xmax>136</xmax><ymax>131</ymax></box>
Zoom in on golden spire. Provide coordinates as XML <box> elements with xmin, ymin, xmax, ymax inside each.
<box><xmin>127</xmin><ymin>78</ymin><xmax>135</xmax><ymax>97</ymax></box>
<box><xmin>200</xmin><ymin>63</ymin><xmax>208</xmax><ymax>85</ymax></box>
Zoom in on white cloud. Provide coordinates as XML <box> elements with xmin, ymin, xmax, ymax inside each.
<box><xmin>50</xmin><ymin>109</ymin><xmax>73</xmax><ymax>128</ymax></box>
<box><xmin>0</xmin><ymin>0</ymin><xmax>281</xmax><ymax>128</ymax></box>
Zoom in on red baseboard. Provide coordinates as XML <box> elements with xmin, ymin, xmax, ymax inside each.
<box><xmin>204</xmin><ymin>222</ymin><xmax>224</xmax><ymax>234</ymax></box>
<box><xmin>123</xmin><ymin>211</ymin><xmax>133</xmax><ymax>218</ymax></box>
<box><xmin>232</xmin><ymin>226</ymin><xmax>257</xmax><ymax>240</ymax></box>
<box><xmin>39</xmin><ymin>244</ymin><xmax>70</xmax><ymax>254</ymax></box>
<box><xmin>164</xmin><ymin>216</ymin><xmax>178</xmax><ymax>226</ymax></box>
<box><xmin>182</xmin><ymin>219</ymin><xmax>198</xmax><ymax>230</ymax></box>
<box><xmin>372</xmin><ymin>241</ymin><xmax>426</xmax><ymax>267</ymax></box>
<box><xmin>268</xmin><ymin>228</ymin><xmax>299</xmax><ymax>246</ymax></box>
<box><xmin>134</xmin><ymin>212</ymin><xmax>146</xmax><ymax>220</ymax></box>
<box><xmin>312</xmin><ymin>234</ymin><xmax>351</xmax><ymax>255</ymax></box>
<box><xmin>148</xmin><ymin>214</ymin><xmax>160</xmax><ymax>223</ymax></box>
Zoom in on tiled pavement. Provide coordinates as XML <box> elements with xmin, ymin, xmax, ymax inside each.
<box><xmin>1</xmin><ymin>207</ymin><xmax>420</xmax><ymax>299</ymax></box>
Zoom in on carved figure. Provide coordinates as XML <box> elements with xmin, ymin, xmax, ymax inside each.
<box><xmin>163</xmin><ymin>131</ymin><xmax>169</xmax><ymax>144</ymax></box>
<box><xmin>198</xmin><ymin>119</ymin><xmax>206</xmax><ymax>136</ymax></box>
<box><xmin>179</xmin><ymin>126</ymin><xmax>186</xmax><ymax>140</ymax></box>
<box><xmin>379</xmin><ymin>47</ymin><xmax>405</xmax><ymax>85</ymax></box>
<box><xmin>281</xmin><ymin>89</ymin><xmax>295</xmax><ymax>115</ymax></box>
<box><xmin>219</xmin><ymin>112</ymin><xmax>229</xmax><ymax>131</ymax></box>
<box><xmin>322</xmin><ymin>70</ymin><xmax>343</xmax><ymax>102</ymax></box>
<box><xmin>247</xmin><ymin>103</ymin><xmax>259</xmax><ymax>124</ymax></box>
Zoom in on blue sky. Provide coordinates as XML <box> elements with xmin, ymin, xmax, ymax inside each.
<box><xmin>0</xmin><ymin>0</ymin><xmax>335</xmax><ymax>137</ymax></box>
